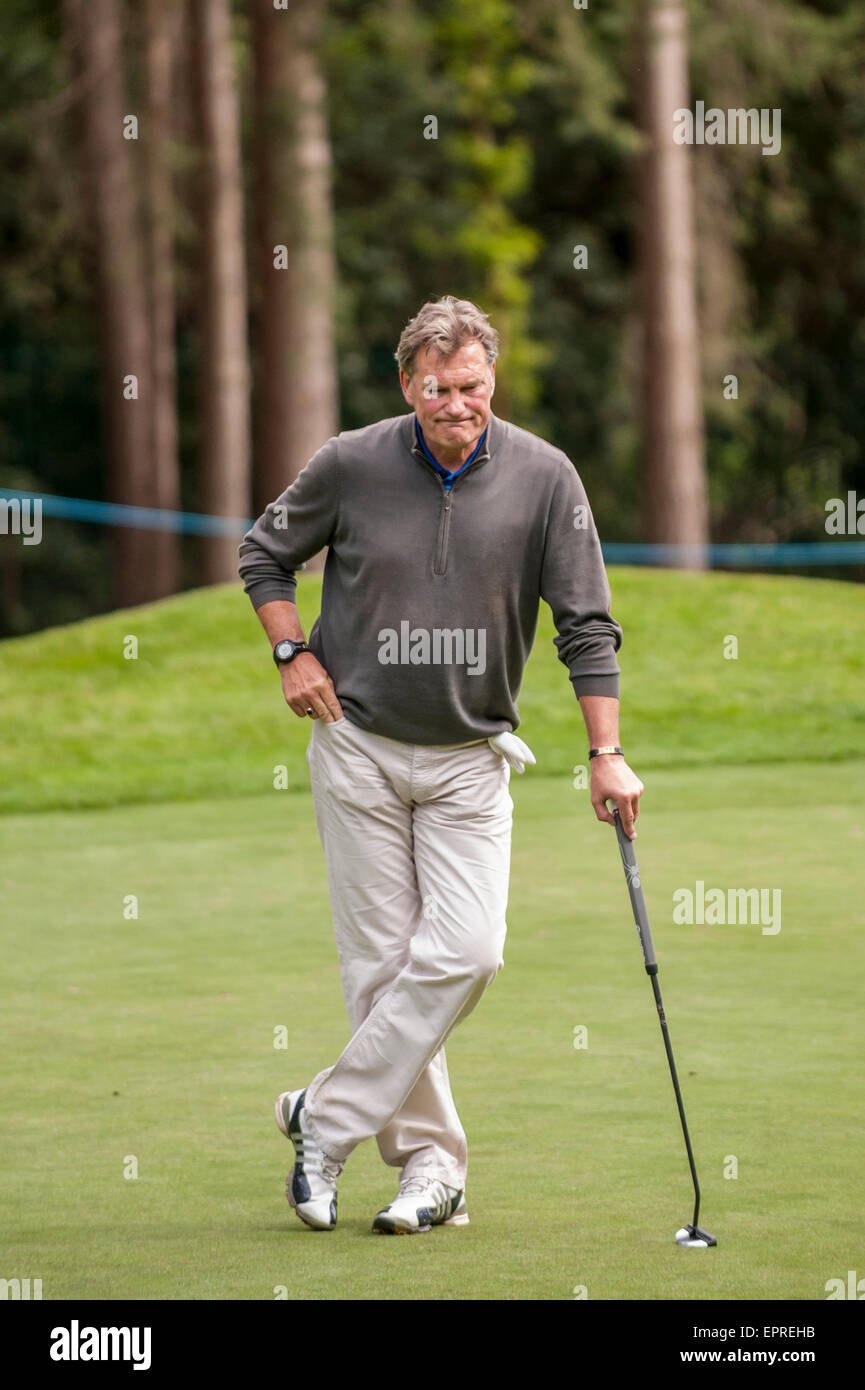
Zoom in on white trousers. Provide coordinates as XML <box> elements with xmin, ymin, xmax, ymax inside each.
<box><xmin>302</xmin><ymin>716</ymin><xmax>513</xmax><ymax>1190</ymax></box>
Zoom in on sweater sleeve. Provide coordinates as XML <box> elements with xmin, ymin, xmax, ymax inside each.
<box><xmin>539</xmin><ymin>459</ymin><xmax>623</xmax><ymax>699</ymax></box>
<box><xmin>237</xmin><ymin>436</ymin><xmax>340</xmax><ymax>609</ymax></box>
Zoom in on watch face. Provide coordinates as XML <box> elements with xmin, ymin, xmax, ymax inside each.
<box><xmin>275</xmin><ymin>640</ymin><xmax>297</xmax><ymax>661</ymax></box>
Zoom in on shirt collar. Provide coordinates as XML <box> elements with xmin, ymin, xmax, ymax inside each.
<box><xmin>410</xmin><ymin>415</ymin><xmax>493</xmax><ymax>477</ymax></box>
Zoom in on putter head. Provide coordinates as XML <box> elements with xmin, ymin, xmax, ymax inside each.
<box><xmin>676</xmin><ymin>1225</ymin><xmax>717</xmax><ymax>1248</ymax></box>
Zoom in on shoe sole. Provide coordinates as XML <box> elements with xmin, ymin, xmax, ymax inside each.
<box><xmin>275</xmin><ymin>1091</ymin><xmax>336</xmax><ymax>1232</ymax></box>
<box><xmin>372</xmin><ymin>1208</ymin><xmax>470</xmax><ymax>1235</ymax></box>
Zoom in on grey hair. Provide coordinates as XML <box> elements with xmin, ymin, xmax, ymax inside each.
<box><xmin>394</xmin><ymin>296</ymin><xmax>500</xmax><ymax>376</ymax></box>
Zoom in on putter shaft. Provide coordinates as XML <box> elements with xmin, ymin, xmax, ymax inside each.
<box><xmin>613</xmin><ymin>810</ymin><xmax>712</xmax><ymax>1241</ymax></box>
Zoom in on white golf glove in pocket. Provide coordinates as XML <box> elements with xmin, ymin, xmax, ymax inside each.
<box><xmin>487</xmin><ymin>731</ymin><xmax>536</xmax><ymax>774</ymax></box>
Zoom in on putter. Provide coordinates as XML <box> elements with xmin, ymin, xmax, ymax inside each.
<box><xmin>612</xmin><ymin>806</ymin><xmax>717</xmax><ymax>1249</ymax></box>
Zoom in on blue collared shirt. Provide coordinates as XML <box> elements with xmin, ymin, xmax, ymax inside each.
<box><xmin>415</xmin><ymin>421</ymin><xmax>488</xmax><ymax>492</ymax></box>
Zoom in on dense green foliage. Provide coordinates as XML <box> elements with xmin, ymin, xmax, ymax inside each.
<box><xmin>2</xmin><ymin>0</ymin><xmax>865</xmax><ymax>636</ymax></box>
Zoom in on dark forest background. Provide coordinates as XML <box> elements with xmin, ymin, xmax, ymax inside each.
<box><xmin>2</xmin><ymin>0</ymin><xmax>864</xmax><ymax>635</ymax></box>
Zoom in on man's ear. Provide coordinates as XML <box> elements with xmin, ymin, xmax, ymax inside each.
<box><xmin>398</xmin><ymin>369</ymin><xmax>414</xmax><ymax>408</ymax></box>
<box><xmin>489</xmin><ymin>361</ymin><xmax>496</xmax><ymax>398</ymax></box>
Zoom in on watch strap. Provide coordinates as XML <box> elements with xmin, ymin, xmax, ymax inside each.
<box><xmin>273</xmin><ymin>640</ymin><xmax>310</xmax><ymax>668</ymax></box>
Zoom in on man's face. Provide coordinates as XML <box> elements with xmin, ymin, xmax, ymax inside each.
<box><xmin>399</xmin><ymin>340</ymin><xmax>495</xmax><ymax>462</ymax></box>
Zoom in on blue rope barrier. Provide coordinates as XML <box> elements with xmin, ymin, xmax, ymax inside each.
<box><xmin>2</xmin><ymin>489</ymin><xmax>864</xmax><ymax>565</ymax></box>
<box><xmin>0</xmin><ymin>489</ymin><xmax>252</xmax><ymax>538</ymax></box>
<box><xmin>601</xmin><ymin>541</ymin><xmax>865</xmax><ymax>566</ymax></box>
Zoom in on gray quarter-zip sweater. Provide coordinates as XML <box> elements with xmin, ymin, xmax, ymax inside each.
<box><xmin>238</xmin><ymin>410</ymin><xmax>622</xmax><ymax>745</ymax></box>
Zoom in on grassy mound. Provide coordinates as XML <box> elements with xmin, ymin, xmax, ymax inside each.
<box><xmin>1</xmin><ymin>567</ymin><xmax>863</xmax><ymax>814</ymax></box>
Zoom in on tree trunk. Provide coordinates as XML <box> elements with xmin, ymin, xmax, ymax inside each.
<box><xmin>62</xmin><ymin>0</ymin><xmax>156</xmax><ymax>607</ymax></box>
<box><xmin>252</xmin><ymin>0</ymin><xmax>339</xmax><ymax>569</ymax></box>
<box><xmin>192</xmin><ymin>0</ymin><xmax>252</xmax><ymax>584</ymax></box>
<box><xmin>638</xmin><ymin>0</ymin><xmax>708</xmax><ymax>565</ymax></box>
<box><xmin>145</xmin><ymin>0</ymin><xmax>182</xmax><ymax>596</ymax></box>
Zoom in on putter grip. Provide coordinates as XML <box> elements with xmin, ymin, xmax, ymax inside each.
<box><xmin>614</xmin><ymin>810</ymin><xmax>658</xmax><ymax>972</ymax></box>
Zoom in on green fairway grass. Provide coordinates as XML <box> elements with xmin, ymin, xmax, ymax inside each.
<box><xmin>1</xmin><ymin>570</ymin><xmax>863</xmax><ymax>1300</ymax></box>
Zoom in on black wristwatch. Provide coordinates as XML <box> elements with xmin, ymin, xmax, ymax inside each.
<box><xmin>273</xmin><ymin>639</ymin><xmax>310</xmax><ymax>669</ymax></box>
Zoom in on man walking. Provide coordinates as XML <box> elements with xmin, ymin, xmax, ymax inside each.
<box><xmin>238</xmin><ymin>296</ymin><xmax>643</xmax><ymax>1233</ymax></box>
